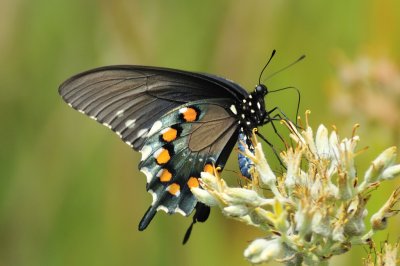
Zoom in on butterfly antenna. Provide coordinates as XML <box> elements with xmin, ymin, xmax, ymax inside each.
<box><xmin>264</xmin><ymin>54</ymin><xmax>306</xmax><ymax>82</ymax></box>
<box><xmin>258</xmin><ymin>49</ymin><xmax>277</xmax><ymax>85</ymax></box>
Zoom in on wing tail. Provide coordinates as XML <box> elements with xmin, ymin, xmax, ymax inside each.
<box><xmin>138</xmin><ymin>206</ymin><xmax>157</xmax><ymax>231</ymax></box>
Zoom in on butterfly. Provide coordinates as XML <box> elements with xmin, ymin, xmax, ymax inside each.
<box><xmin>58</xmin><ymin>50</ymin><xmax>303</xmax><ymax>242</ymax></box>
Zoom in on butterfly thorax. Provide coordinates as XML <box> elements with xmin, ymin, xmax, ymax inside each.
<box><xmin>235</xmin><ymin>84</ymin><xmax>268</xmax><ymax>132</ymax></box>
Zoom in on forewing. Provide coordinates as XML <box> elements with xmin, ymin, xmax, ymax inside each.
<box><xmin>58</xmin><ymin>65</ymin><xmax>247</xmax><ymax>151</ymax></box>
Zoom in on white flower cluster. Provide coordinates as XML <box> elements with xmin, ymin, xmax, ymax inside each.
<box><xmin>191</xmin><ymin>114</ymin><xmax>400</xmax><ymax>265</ymax></box>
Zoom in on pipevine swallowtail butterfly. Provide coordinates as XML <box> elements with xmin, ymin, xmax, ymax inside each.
<box><xmin>58</xmin><ymin>50</ymin><xmax>303</xmax><ymax>243</ymax></box>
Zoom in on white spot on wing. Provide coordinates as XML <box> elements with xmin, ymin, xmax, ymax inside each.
<box><xmin>230</xmin><ymin>105</ymin><xmax>238</xmax><ymax>115</ymax></box>
<box><xmin>141</xmin><ymin>167</ymin><xmax>153</xmax><ymax>183</ymax></box>
<box><xmin>160</xmin><ymin>127</ymin><xmax>171</xmax><ymax>134</ymax></box>
<box><xmin>156</xmin><ymin>168</ymin><xmax>163</xmax><ymax>177</ymax></box>
<box><xmin>78</xmin><ymin>109</ymin><xmax>85</xmax><ymax>114</ymax></box>
<box><xmin>157</xmin><ymin>205</ymin><xmax>169</xmax><ymax>213</ymax></box>
<box><xmin>116</xmin><ymin>110</ymin><xmax>124</xmax><ymax>117</ymax></box>
<box><xmin>125</xmin><ymin>141</ymin><xmax>133</xmax><ymax>147</ymax></box>
<box><xmin>116</xmin><ymin>131</ymin><xmax>122</xmax><ymax>137</ymax></box>
<box><xmin>125</xmin><ymin>119</ymin><xmax>136</xmax><ymax>128</ymax></box>
<box><xmin>153</xmin><ymin>147</ymin><xmax>164</xmax><ymax>159</ymax></box>
<box><xmin>167</xmin><ymin>185</ymin><xmax>181</xmax><ymax>197</ymax></box>
<box><xmin>179</xmin><ymin>107</ymin><xmax>188</xmax><ymax>114</ymax></box>
<box><xmin>90</xmin><ymin>115</ymin><xmax>97</xmax><ymax>121</ymax></box>
<box><xmin>140</xmin><ymin>145</ymin><xmax>152</xmax><ymax>161</ymax></box>
<box><xmin>137</xmin><ymin>128</ymin><xmax>148</xmax><ymax>138</ymax></box>
<box><xmin>103</xmin><ymin>122</ymin><xmax>112</xmax><ymax>129</ymax></box>
<box><xmin>148</xmin><ymin>189</ymin><xmax>158</xmax><ymax>205</ymax></box>
<box><xmin>251</xmin><ymin>109</ymin><xmax>255</xmax><ymax>113</ymax></box>
<box><xmin>257</xmin><ymin>102</ymin><xmax>261</xmax><ymax>109</ymax></box>
<box><xmin>147</xmin><ymin>120</ymin><xmax>162</xmax><ymax>137</ymax></box>
<box><xmin>174</xmin><ymin>207</ymin><xmax>187</xmax><ymax>216</ymax></box>
<box><xmin>67</xmin><ymin>103</ymin><xmax>73</xmax><ymax>107</ymax></box>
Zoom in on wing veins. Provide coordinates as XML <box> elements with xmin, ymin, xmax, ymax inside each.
<box><xmin>63</xmin><ymin>76</ymin><xmax>144</xmax><ymax>98</ymax></box>
<box><xmin>73</xmin><ymin>81</ymin><xmax>145</xmax><ymax>111</ymax></box>
<box><xmin>189</xmin><ymin>119</ymin><xmax>237</xmax><ymax>153</ymax></box>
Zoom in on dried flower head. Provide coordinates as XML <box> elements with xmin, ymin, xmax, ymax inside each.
<box><xmin>191</xmin><ymin>112</ymin><xmax>400</xmax><ymax>265</ymax></box>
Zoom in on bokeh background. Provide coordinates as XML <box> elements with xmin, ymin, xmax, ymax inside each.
<box><xmin>1</xmin><ymin>0</ymin><xmax>400</xmax><ymax>265</ymax></box>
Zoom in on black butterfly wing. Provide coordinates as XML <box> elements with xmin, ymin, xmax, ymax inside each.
<box><xmin>59</xmin><ymin>65</ymin><xmax>248</xmax><ymax>229</ymax></box>
<box><xmin>59</xmin><ymin>65</ymin><xmax>247</xmax><ymax>151</ymax></box>
<box><xmin>137</xmin><ymin>99</ymin><xmax>239</xmax><ymax>229</ymax></box>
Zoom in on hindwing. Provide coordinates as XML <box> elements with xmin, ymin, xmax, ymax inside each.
<box><xmin>137</xmin><ymin>99</ymin><xmax>238</xmax><ymax>229</ymax></box>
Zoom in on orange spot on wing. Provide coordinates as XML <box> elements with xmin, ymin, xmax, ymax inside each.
<box><xmin>156</xmin><ymin>148</ymin><xmax>170</xmax><ymax>164</ymax></box>
<box><xmin>183</xmin><ymin>108</ymin><xmax>198</xmax><ymax>122</ymax></box>
<box><xmin>187</xmin><ymin>177</ymin><xmax>199</xmax><ymax>189</ymax></box>
<box><xmin>203</xmin><ymin>164</ymin><xmax>213</xmax><ymax>174</ymax></box>
<box><xmin>162</xmin><ymin>128</ymin><xmax>177</xmax><ymax>142</ymax></box>
<box><xmin>167</xmin><ymin>183</ymin><xmax>180</xmax><ymax>196</ymax></box>
<box><xmin>159</xmin><ymin>169</ymin><xmax>172</xmax><ymax>182</ymax></box>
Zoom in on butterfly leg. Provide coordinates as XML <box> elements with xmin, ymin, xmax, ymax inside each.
<box><xmin>256</xmin><ymin>105</ymin><xmax>297</xmax><ymax>168</ymax></box>
<box><xmin>263</xmin><ymin>106</ymin><xmax>291</xmax><ymax>148</ymax></box>
<box><xmin>266</xmin><ymin>106</ymin><xmax>302</xmax><ymax>130</ymax></box>
<box><xmin>255</xmin><ymin>130</ymin><xmax>286</xmax><ymax>168</ymax></box>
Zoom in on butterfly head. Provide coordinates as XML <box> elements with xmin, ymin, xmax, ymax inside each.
<box><xmin>255</xmin><ymin>84</ymin><xmax>268</xmax><ymax>97</ymax></box>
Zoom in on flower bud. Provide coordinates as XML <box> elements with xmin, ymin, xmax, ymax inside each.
<box><xmin>381</xmin><ymin>165</ymin><xmax>400</xmax><ymax>180</ymax></box>
<box><xmin>316</xmin><ymin>124</ymin><xmax>330</xmax><ymax>159</ymax></box>
<box><xmin>364</xmin><ymin>147</ymin><xmax>397</xmax><ymax>184</ymax></box>
<box><xmin>200</xmin><ymin>172</ymin><xmax>219</xmax><ymax>190</ymax></box>
<box><xmin>244</xmin><ymin>238</ymin><xmax>282</xmax><ymax>264</ymax></box>
<box><xmin>191</xmin><ymin>187</ymin><xmax>219</xmax><ymax>206</ymax></box>
<box><xmin>223</xmin><ymin>205</ymin><xmax>249</xmax><ymax>217</ymax></box>
<box><xmin>223</xmin><ymin>188</ymin><xmax>272</xmax><ymax>206</ymax></box>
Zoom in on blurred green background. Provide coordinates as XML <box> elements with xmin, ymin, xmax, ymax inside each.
<box><xmin>1</xmin><ymin>0</ymin><xmax>400</xmax><ymax>265</ymax></box>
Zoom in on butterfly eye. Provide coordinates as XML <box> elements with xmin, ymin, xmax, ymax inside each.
<box><xmin>255</xmin><ymin>84</ymin><xmax>268</xmax><ymax>96</ymax></box>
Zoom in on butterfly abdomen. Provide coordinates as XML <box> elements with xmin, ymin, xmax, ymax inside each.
<box><xmin>237</xmin><ymin>132</ymin><xmax>254</xmax><ymax>179</ymax></box>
